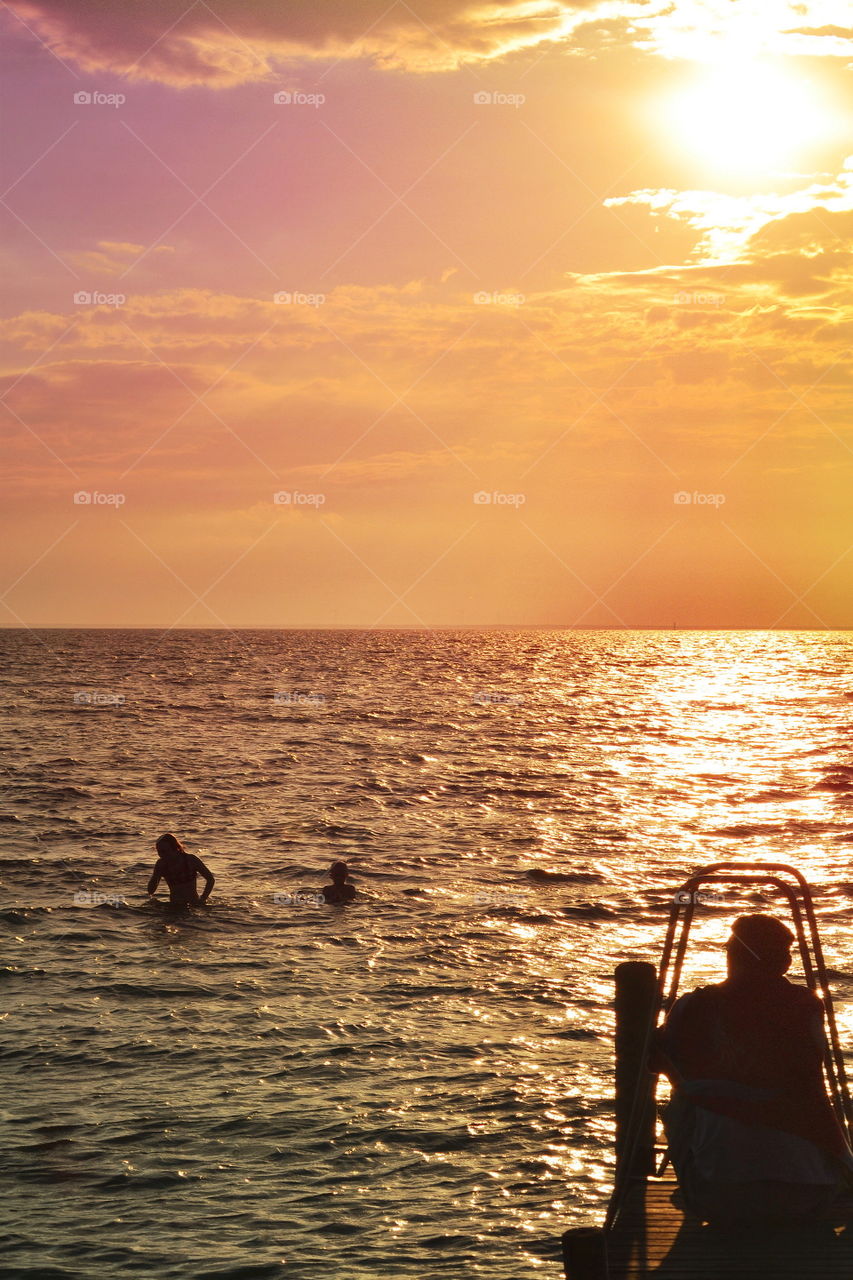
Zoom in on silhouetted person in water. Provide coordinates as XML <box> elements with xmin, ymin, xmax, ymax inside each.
<box><xmin>322</xmin><ymin>860</ymin><xmax>355</xmax><ymax>904</ymax></box>
<box><xmin>147</xmin><ymin>833</ymin><xmax>215</xmax><ymax>908</ymax></box>
<box><xmin>655</xmin><ymin>913</ymin><xmax>853</xmax><ymax>1227</ymax></box>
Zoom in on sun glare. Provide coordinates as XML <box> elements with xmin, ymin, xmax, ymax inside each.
<box><xmin>663</xmin><ymin>59</ymin><xmax>835</xmax><ymax>176</ymax></box>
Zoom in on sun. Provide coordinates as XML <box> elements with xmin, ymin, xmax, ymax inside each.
<box><xmin>662</xmin><ymin>58</ymin><xmax>834</xmax><ymax>176</ymax></box>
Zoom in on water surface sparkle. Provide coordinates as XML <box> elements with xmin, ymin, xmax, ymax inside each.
<box><xmin>2</xmin><ymin>629</ymin><xmax>853</xmax><ymax>1278</ymax></box>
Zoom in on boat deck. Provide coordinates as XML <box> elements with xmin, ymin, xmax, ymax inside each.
<box><xmin>605</xmin><ymin>1177</ymin><xmax>853</xmax><ymax>1279</ymax></box>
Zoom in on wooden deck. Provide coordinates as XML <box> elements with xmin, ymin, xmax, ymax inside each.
<box><xmin>605</xmin><ymin>1178</ymin><xmax>853</xmax><ymax>1279</ymax></box>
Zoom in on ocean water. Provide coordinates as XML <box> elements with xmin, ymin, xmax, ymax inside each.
<box><xmin>2</xmin><ymin>628</ymin><xmax>853</xmax><ymax>1279</ymax></box>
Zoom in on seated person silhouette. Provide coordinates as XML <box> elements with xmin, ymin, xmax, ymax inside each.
<box><xmin>655</xmin><ymin>913</ymin><xmax>853</xmax><ymax>1228</ymax></box>
<box><xmin>322</xmin><ymin>860</ymin><xmax>356</xmax><ymax>904</ymax></box>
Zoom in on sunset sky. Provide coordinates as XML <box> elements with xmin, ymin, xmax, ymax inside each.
<box><xmin>1</xmin><ymin>0</ymin><xmax>851</xmax><ymax>628</ymax></box>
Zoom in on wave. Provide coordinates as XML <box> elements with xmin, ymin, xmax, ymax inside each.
<box><xmin>86</xmin><ymin>981</ymin><xmax>218</xmax><ymax>998</ymax></box>
<box><xmin>306</xmin><ymin>819</ymin><xmax>378</xmax><ymax>839</ymax></box>
<box><xmin>474</xmin><ymin>906</ymin><xmax>560</xmax><ymax>924</ymax></box>
<box><xmin>558</xmin><ymin>902</ymin><xmax>618</xmax><ymax>919</ymax></box>
<box><xmin>92</xmin><ymin>1170</ymin><xmax>206</xmax><ymax>1192</ymax></box>
<box><xmin>548</xmin><ymin>1027</ymin><xmax>601</xmax><ymax>1040</ymax></box>
<box><xmin>0</xmin><ymin>906</ymin><xmax>56</xmax><ymax>923</ymax></box>
<box><xmin>19</xmin><ymin>785</ymin><xmax>93</xmax><ymax>800</ymax></box>
<box><xmin>710</xmin><ymin>820</ymin><xmax>841</xmax><ymax>837</ymax></box>
<box><xmin>0</xmin><ymin>1266</ymin><xmax>80</xmax><ymax>1278</ymax></box>
<box><xmin>526</xmin><ymin>868</ymin><xmax>602</xmax><ymax>884</ymax></box>
<box><xmin>194</xmin><ymin>1266</ymin><xmax>298</xmax><ymax>1280</ymax></box>
<box><xmin>0</xmin><ymin>964</ymin><xmax>47</xmax><ymax>980</ymax></box>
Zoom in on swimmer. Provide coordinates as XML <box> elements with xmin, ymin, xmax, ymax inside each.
<box><xmin>147</xmin><ymin>833</ymin><xmax>215</xmax><ymax>908</ymax></box>
<box><xmin>322</xmin><ymin>860</ymin><xmax>356</xmax><ymax>905</ymax></box>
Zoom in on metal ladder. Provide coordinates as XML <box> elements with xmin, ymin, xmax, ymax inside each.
<box><xmin>605</xmin><ymin>862</ymin><xmax>853</xmax><ymax>1232</ymax></box>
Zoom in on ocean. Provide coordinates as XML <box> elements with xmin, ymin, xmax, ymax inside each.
<box><xmin>2</xmin><ymin>628</ymin><xmax>853</xmax><ymax>1279</ymax></box>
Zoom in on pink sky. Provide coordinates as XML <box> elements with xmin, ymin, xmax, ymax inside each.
<box><xmin>1</xmin><ymin>0</ymin><xmax>852</xmax><ymax>627</ymax></box>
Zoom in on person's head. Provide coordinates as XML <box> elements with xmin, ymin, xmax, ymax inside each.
<box><xmin>330</xmin><ymin>860</ymin><xmax>348</xmax><ymax>885</ymax></box>
<box><xmin>725</xmin><ymin>914</ymin><xmax>794</xmax><ymax>977</ymax></box>
<box><xmin>156</xmin><ymin>832</ymin><xmax>185</xmax><ymax>858</ymax></box>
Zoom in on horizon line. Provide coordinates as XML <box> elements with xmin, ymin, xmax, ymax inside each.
<box><xmin>1</xmin><ymin>625</ymin><xmax>851</xmax><ymax>633</ymax></box>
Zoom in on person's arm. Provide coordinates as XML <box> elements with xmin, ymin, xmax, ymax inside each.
<box><xmin>147</xmin><ymin>859</ymin><xmax>163</xmax><ymax>896</ymax></box>
<box><xmin>194</xmin><ymin>856</ymin><xmax>215</xmax><ymax>903</ymax></box>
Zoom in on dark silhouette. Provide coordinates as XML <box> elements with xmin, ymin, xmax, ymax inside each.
<box><xmin>655</xmin><ymin>913</ymin><xmax>853</xmax><ymax>1227</ymax></box>
<box><xmin>147</xmin><ymin>832</ymin><xmax>215</xmax><ymax>907</ymax></box>
<box><xmin>322</xmin><ymin>860</ymin><xmax>356</xmax><ymax>904</ymax></box>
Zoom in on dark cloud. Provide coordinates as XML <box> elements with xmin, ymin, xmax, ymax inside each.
<box><xmin>4</xmin><ymin>0</ymin><xmax>575</xmax><ymax>83</ymax></box>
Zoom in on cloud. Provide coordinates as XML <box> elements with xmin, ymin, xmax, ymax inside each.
<box><xmin>636</xmin><ymin>0</ymin><xmax>853</xmax><ymax>61</ymax></box>
<box><xmin>3</xmin><ymin>243</ymin><xmax>851</xmax><ymax>625</ymax></box>
<box><xmin>2</xmin><ymin>166</ymin><xmax>850</xmax><ymax>505</ymax></box>
<box><xmin>777</xmin><ymin>23</ymin><xmax>853</xmax><ymax>56</ymax></box>
<box><xmin>3</xmin><ymin>193</ymin><xmax>850</xmax><ymax>509</ymax></box>
<box><xmin>3</xmin><ymin>0</ymin><xmax>576</xmax><ymax>85</ymax></box>
<box><xmin>4</xmin><ymin>0</ymin><xmax>852</xmax><ymax>85</ymax></box>
<box><xmin>604</xmin><ymin>161</ymin><xmax>853</xmax><ymax>262</ymax></box>
<box><xmin>67</xmin><ymin>240</ymin><xmax>175</xmax><ymax>275</ymax></box>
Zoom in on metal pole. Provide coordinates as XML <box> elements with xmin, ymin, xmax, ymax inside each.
<box><xmin>605</xmin><ymin>962</ymin><xmax>660</xmax><ymax>1232</ymax></box>
<box><xmin>614</xmin><ymin>960</ymin><xmax>658</xmax><ymax>1180</ymax></box>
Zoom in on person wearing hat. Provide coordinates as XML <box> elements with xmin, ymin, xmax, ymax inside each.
<box><xmin>654</xmin><ymin>913</ymin><xmax>853</xmax><ymax>1227</ymax></box>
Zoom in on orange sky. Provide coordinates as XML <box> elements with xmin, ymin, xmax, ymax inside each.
<box><xmin>1</xmin><ymin>1</ymin><xmax>852</xmax><ymax>627</ymax></box>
